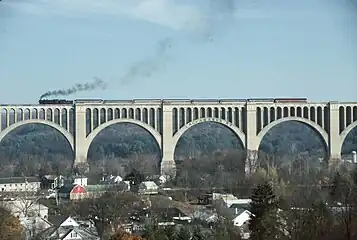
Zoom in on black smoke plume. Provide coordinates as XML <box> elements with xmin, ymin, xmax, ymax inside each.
<box><xmin>186</xmin><ymin>0</ymin><xmax>236</xmax><ymax>42</ymax></box>
<box><xmin>119</xmin><ymin>37</ymin><xmax>173</xmax><ymax>84</ymax></box>
<box><xmin>39</xmin><ymin>77</ymin><xmax>107</xmax><ymax>99</ymax></box>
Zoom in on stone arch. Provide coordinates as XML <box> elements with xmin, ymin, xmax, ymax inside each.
<box><xmin>84</xmin><ymin>118</ymin><xmax>162</xmax><ymax>159</ymax></box>
<box><xmin>172</xmin><ymin>117</ymin><xmax>246</xmax><ymax>153</ymax></box>
<box><xmin>339</xmin><ymin>121</ymin><xmax>357</xmax><ymax>151</ymax></box>
<box><xmin>257</xmin><ymin>117</ymin><xmax>329</xmax><ymax>151</ymax></box>
<box><xmin>0</xmin><ymin>119</ymin><xmax>74</xmax><ymax>151</ymax></box>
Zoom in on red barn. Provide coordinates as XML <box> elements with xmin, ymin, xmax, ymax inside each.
<box><xmin>58</xmin><ymin>184</ymin><xmax>86</xmax><ymax>200</ymax></box>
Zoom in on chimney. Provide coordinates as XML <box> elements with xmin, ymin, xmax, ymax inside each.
<box><xmin>235</xmin><ymin>208</ymin><xmax>238</xmax><ymax>215</ymax></box>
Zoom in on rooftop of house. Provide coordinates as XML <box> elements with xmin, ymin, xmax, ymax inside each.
<box><xmin>58</xmin><ymin>184</ymin><xmax>78</xmax><ymax>194</ymax></box>
<box><xmin>134</xmin><ymin>207</ymin><xmax>188</xmax><ymax>222</ymax></box>
<box><xmin>41</xmin><ymin>175</ymin><xmax>64</xmax><ymax>180</ymax></box>
<box><xmin>139</xmin><ymin>181</ymin><xmax>158</xmax><ymax>189</ymax></box>
<box><xmin>0</xmin><ymin>177</ymin><xmax>40</xmax><ymax>184</ymax></box>
<box><xmin>85</xmin><ymin>184</ymin><xmax>110</xmax><ymax>192</ymax></box>
<box><xmin>229</xmin><ymin>203</ymin><xmax>250</xmax><ymax>210</ymax></box>
<box><xmin>2</xmin><ymin>200</ymin><xmax>49</xmax><ymax>213</ymax></box>
<box><xmin>232</xmin><ymin>208</ymin><xmax>249</xmax><ymax>216</ymax></box>
<box><xmin>38</xmin><ymin>216</ymin><xmax>99</xmax><ymax>240</ymax></box>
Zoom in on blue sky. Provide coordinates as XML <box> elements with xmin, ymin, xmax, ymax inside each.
<box><xmin>1</xmin><ymin>0</ymin><xmax>357</xmax><ymax>104</ymax></box>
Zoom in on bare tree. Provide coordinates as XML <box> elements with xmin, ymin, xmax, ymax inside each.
<box><xmin>245</xmin><ymin>150</ymin><xmax>258</xmax><ymax>175</ymax></box>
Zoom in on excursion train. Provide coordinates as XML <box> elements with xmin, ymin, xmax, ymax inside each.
<box><xmin>38</xmin><ymin>98</ymin><xmax>308</xmax><ymax>105</ymax></box>
<box><xmin>39</xmin><ymin>99</ymin><xmax>74</xmax><ymax>105</ymax></box>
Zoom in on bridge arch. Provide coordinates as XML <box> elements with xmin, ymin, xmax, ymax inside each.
<box><xmin>84</xmin><ymin>118</ymin><xmax>162</xmax><ymax>159</ymax></box>
<box><xmin>257</xmin><ymin>117</ymin><xmax>329</xmax><ymax>152</ymax></box>
<box><xmin>340</xmin><ymin>121</ymin><xmax>357</xmax><ymax>151</ymax></box>
<box><xmin>0</xmin><ymin>119</ymin><xmax>74</xmax><ymax>151</ymax></box>
<box><xmin>172</xmin><ymin>117</ymin><xmax>246</xmax><ymax>154</ymax></box>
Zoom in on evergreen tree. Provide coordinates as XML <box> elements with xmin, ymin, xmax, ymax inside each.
<box><xmin>164</xmin><ymin>226</ymin><xmax>176</xmax><ymax>240</ymax></box>
<box><xmin>249</xmin><ymin>181</ymin><xmax>283</xmax><ymax>240</ymax></box>
<box><xmin>191</xmin><ymin>226</ymin><xmax>205</xmax><ymax>240</ymax></box>
<box><xmin>175</xmin><ymin>226</ymin><xmax>191</xmax><ymax>240</ymax></box>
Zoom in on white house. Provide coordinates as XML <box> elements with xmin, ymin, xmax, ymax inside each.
<box><xmin>232</xmin><ymin>209</ymin><xmax>252</xmax><ymax>227</ymax></box>
<box><xmin>138</xmin><ymin>181</ymin><xmax>159</xmax><ymax>195</ymax></box>
<box><xmin>158</xmin><ymin>175</ymin><xmax>168</xmax><ymax>184</ymax></box>
<box><xmin>73</xmin><ymin>176</ymin><xmax>88</xmax><ymax>187</ymax></box>
<box><xmin>118</xmin><ymin>181</ymin><xmax>131</xmax><ymax>191</ymax></box>
<box><xmin>213</xmin><ymin>193</ymin><xmax>251</xmax><ymax>208</ymax></box>
<box><xmin>36</xmin><ymin>216</ymin><xmax>99</xmax><ymax>240</ymax></box>
<box><xmin>101</xmin><ymin>174</ymin><xmax>123</xmax><ymax>185</ymax></box>
<box><xmin>1</xmin><ymin>200</ymin><xmax>49</xmax><ymax>218</ymax></box>
<box><xmin>0</xmin><ymin>177</ymin><xmax>41</xmax><ymax>192</ymax></box>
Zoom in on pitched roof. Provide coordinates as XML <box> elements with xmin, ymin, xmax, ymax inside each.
<box><xmin>58</xmin><ymin>184</ymin><xmax>75</xmax><ymax>194</ymax></box>
<box><xmin>0</xmin><ymin>177</ymin><xmax>40</xmax><ymax>184</ymax></box>
<box><xmin>229</xmin><ymin>203</ymin><xmax>250</xmax><ymax>210</ymax></box>
<box><xmin>140</xmin><ymin>181</ymin><xmax>158</xmax><ymax>189</ymax></box>
<box><xmin>39</xmin><ymin>216</ymin><xmax>100</xmax><ymax>239</ymax></box>
<box><xmin>85</xmin><ymin>184</ymin><xmax>109</xmax><ymax>192</ymax></box>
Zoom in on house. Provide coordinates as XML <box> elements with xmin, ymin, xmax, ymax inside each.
<box><xmin>138</xmin><ymin>181</ymin><xmax>159</xmax><ymax>195</ymax></box>
<box><xmin>36</xmin><ymin>216</ymin><xmax>99</xmax><ymax>239</ymax></box>
<box><xmin>101</xmin><ymin>174</ymin><xmax>123</xmax><ymax>185</ymax></box>
<box><xmin>118</xmin><ymin>181</ymin><xmax>131</xmax><ymax>191</ymax></box>
<box><xmin>1</xmin><ymin>200</ymin><xmax>49</xmax><ymax>218</ymax></box>
<box><xmin>58</xmin><ymin>184</ymin><xmax>86</xmax><ymax>200</ymax></box>
<box><xmin>198</xmin><ymin>193</ymin><xmax>213</xmax><ymax>205</ymax></box>
<box><xmin>0</xmin><ymin>177</ymin><xmax>41</xmax><ymax>192</ymax></box>
<box><xmin>85</xmin><ymin>184</ymin><xmax>110</xmax><ymax>198</ymax></box>
<box><xmin>40</xmin><ymin>175</ymin><xmax>65</xmax><ymax>189</ymax></box>
<box><xmin>158</xmin><ymin>175</ymin><xmax>168</xmax><ymax>184</ymax></box>
<box><xmin>72</xmin><ymin>176</ymin><xmax>88</xmax><ymax>187</ymax></box>
<box><xmin>213</xmin><ymin>193</ymin><xmax>251</xmax><ymax>208</ymax></box>
<box><xmin>229</xmin><ymin>203</ymin><xmax>250</xmax><ymax>211</ymax></box>
<box><xmin>232</xmin><ymin>209</ymin><xmax>251</xmax><ymax>227</ymax></box>
<box><xmin>140</xmin><ymin>207</ymin><xmax>191</xmax><ymax>223</ymax></box>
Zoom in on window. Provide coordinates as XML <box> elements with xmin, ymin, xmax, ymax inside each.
<box><xmin>71</xmin><ymin>232</ymin><xmax>78</xmax><ymax>237</ymax></box>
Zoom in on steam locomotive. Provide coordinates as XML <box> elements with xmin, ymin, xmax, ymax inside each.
<box><xmin>39</xmin><ymin>99</ymin><xmax>74</xmax><ymax>105</ymax></box>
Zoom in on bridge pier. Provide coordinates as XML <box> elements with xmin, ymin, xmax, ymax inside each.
<box><xmin>74</xmin><ymin>106</ymin><xmax>89</xmax><ymax>167</ymax></box>
<box><xmin>328</xmin><ymin>102</ymin><xmax>342</xmax><ymax>166</ymax></box>
<box><xmin>245</xmin><ymin>103</ymin><xmax>260</xmax><ymax>175</ymax></box>
<box><xmin>161</xmin><ymin>106</ymin><xmax>176</xmax><ymax>177</ymax></box>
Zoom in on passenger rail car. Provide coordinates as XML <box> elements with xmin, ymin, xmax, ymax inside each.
<box><xmin>274</xmin><ymin>98</ymin><xmax>307</xmax><ymax>103</ymax></box>
<box><xmin>247</xmin><ymin>98</ymin><xmax>275</xmax><ymax>102</ymax></box>
<box><xmin>39</xmin><ymin>99</ymin><xmax>74</xmax><ymax>105</ymax></box>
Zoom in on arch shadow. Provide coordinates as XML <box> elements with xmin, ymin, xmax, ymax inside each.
<box><xmin>340</xmin><ymin>121</ymin><xmax>357</xmax><ymax>151</ymax></box>
<box><xmin>84</xmin><ymin>118</ymin><xmax>162</xmax><ymax>159</ymax></box>
<box><xmin>0</xmin><ymin>119</ymin><xmax>74</xmax><ymax>151</ymax></box>
<box><xmin>172</xmin><ymin>117</ymin><xmax>246</xmax><ymax>155</ymax></box>
<box><xmin>257</xmin><ymin>117</ymin><xmax>329</xmax><ymax>154</ymax></box>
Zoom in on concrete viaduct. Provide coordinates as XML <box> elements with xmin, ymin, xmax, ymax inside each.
<box><xmin>0</xmin><ymin>99</ymin><xmax>357</xmax><ymax>175</ymax></box>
